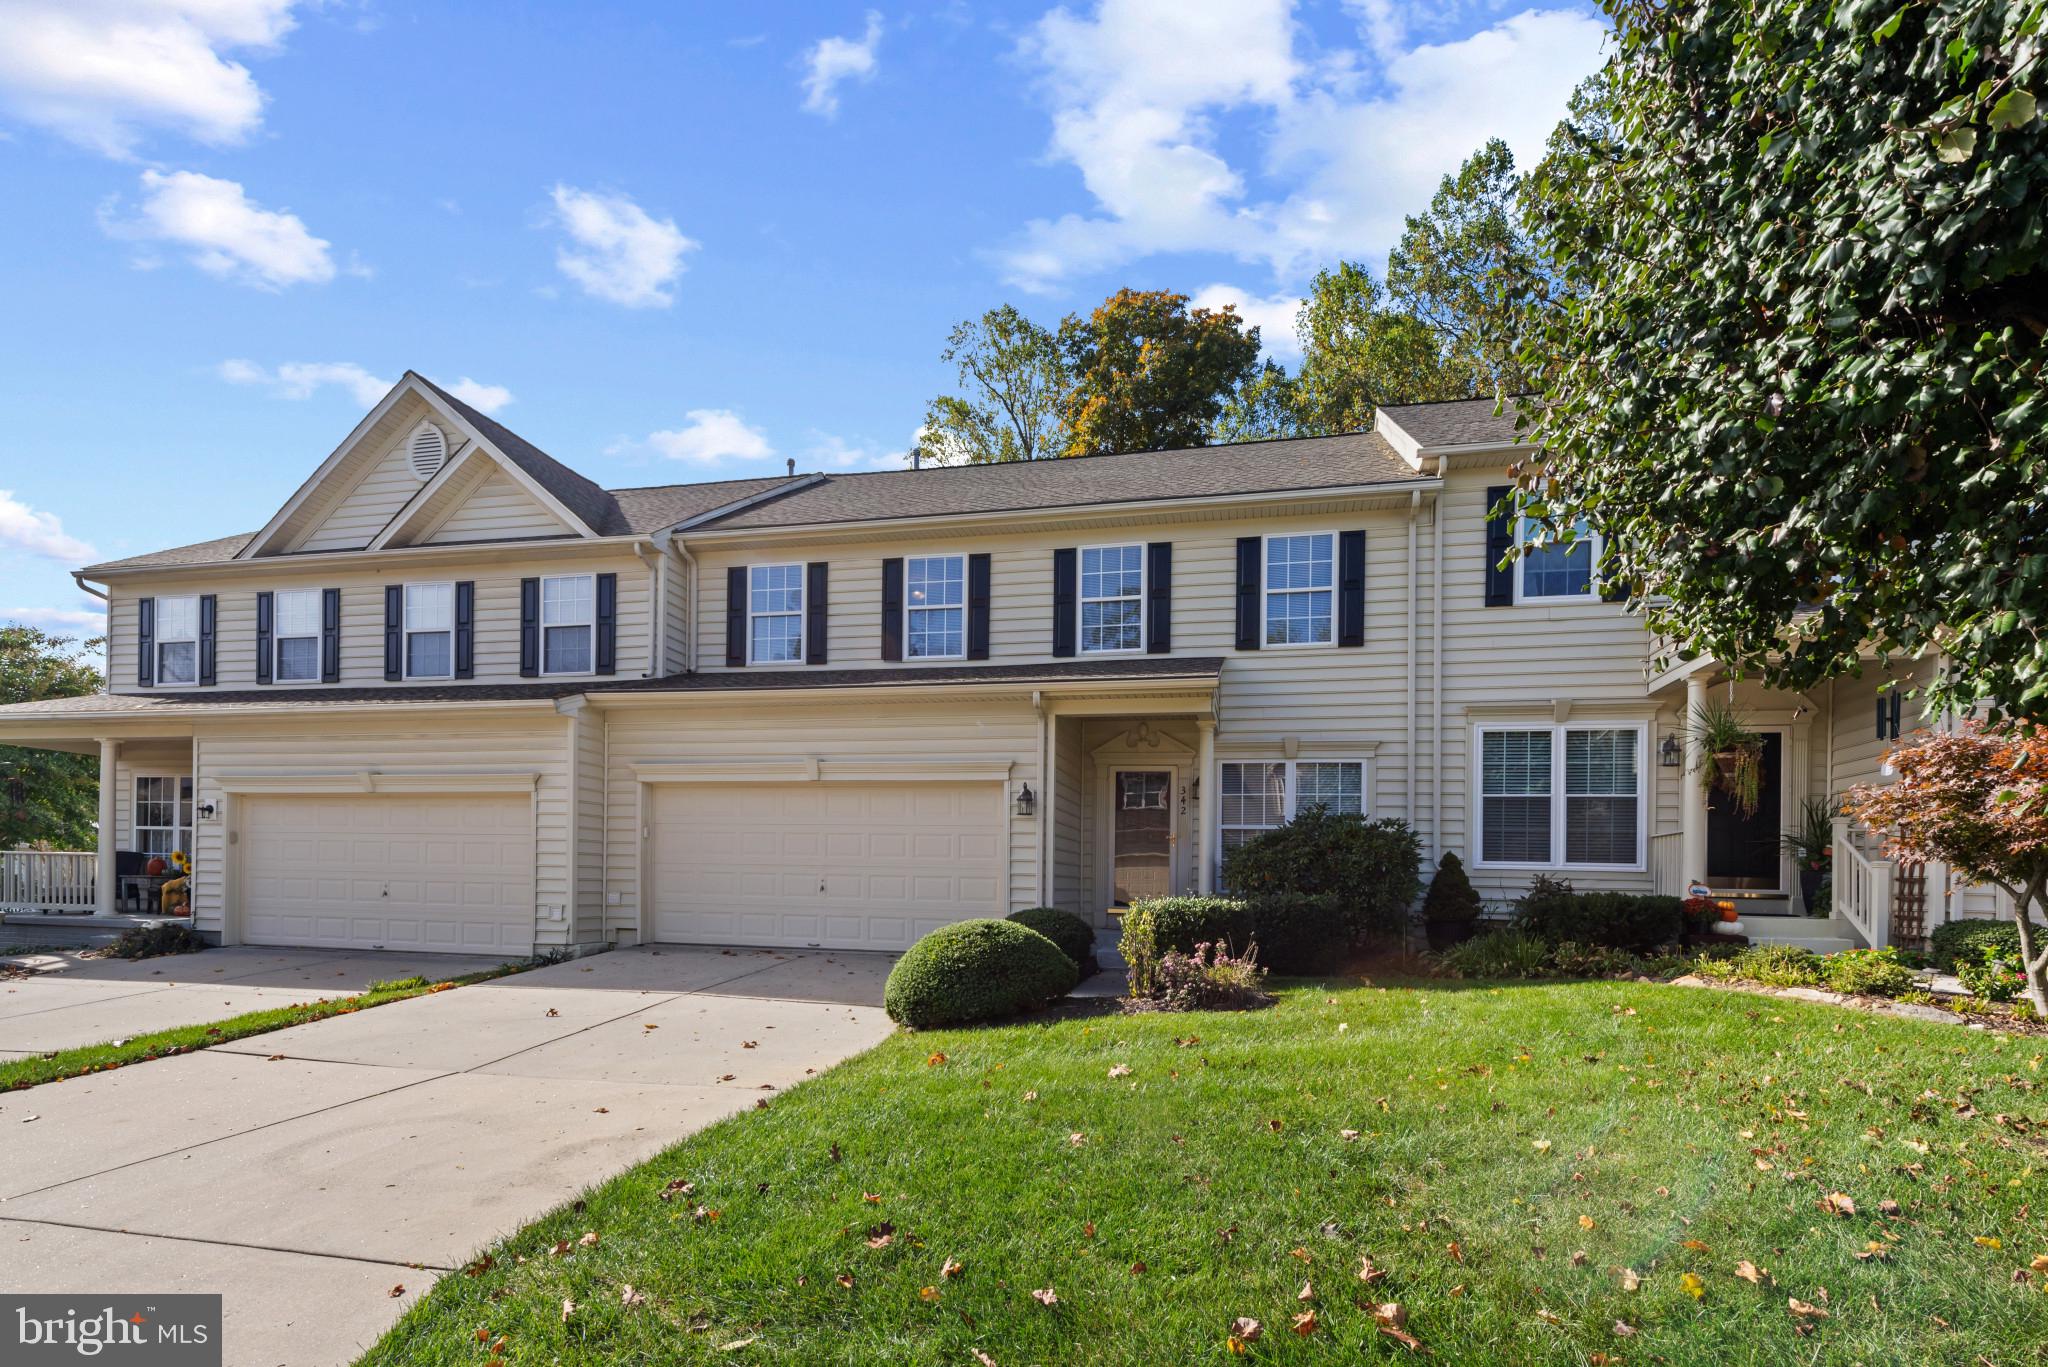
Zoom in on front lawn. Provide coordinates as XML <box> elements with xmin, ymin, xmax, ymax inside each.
<box><xmin>365</xmin><ymin>980</ymin><xmax>2048</xmax><ymax>1364</ymax></box>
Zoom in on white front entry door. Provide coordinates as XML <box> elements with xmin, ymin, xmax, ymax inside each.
<box><xmin>648</xmin><ymin>781</ymin><xmax>1005</xmax><ymax>950</ymax></box>
<box><xmin>240</xmin><ymin>794</ymin><xmax>535</xmax><ymax>953</ymax></box>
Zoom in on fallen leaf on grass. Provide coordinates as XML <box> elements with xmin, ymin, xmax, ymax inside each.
<box><xmin>919</xmin><ymin>1286</ymin><xmax>941</xmax><ymax>1302</ymax></box>
<box><xmin>1975</xmin><ymin>1236</ymin><xmax>2004</xmax><ymax>1249</ymax></box>
<box><xmin>621</xmin><ymin>1286</ymin><xmax>646</xmax><ymax>1306</ymax></box>
<box><xmin>835</xmin><ymin>1274</ymin><xmax>855</xmax><ymax>1289</ymax></box>
<box><xmin>1340</xmin><ymin>1128</ymin><xmax>1361</xmax><ymax>1141</ymax></box>
<box><xmin>1358</xmin><ymin>1255</ymin><xmax>1388</xmax><ymax>1284</ymax></box>
<box><xmin>578</xmin><ymin>1231</ymin><xmax>599</xmax><ymax>1247</ymax></box>
<box><xmin>927</xmin><ymin>1052</ymin><xmax>947</xmax><ymax>1066</ymax></box>
<box><xmin>1818</xmin><ymin>1192</ymin><xmax>1857</xmax><ymax>1217</ymax></box>
<box><xmin>1031</xmin><ymin>1287</ymin><xmax>1058</xmax><ymax>1306</ymax></box>
<box><xmin>1533</xmin><ymin>1139</ymin><xmax>1553</xmax><ymax>1153</ymax></box>
<box><xmin>1130</xmin><ymin>1261</ymin><xmax>1146</xmax><ymax>1274</ymax></box>
<box><xmin>1580</xmin><ymin>1215</ymin><xmax>1597</xmax><ymax>1231</ymax></box>
<box><xmin>1297</xmin><ymin>1280</ymin><xmax>1313</xmax><ymax>1302</ymax></box>
<box><xmin>1229</xmin><ymin>1316</ymin><xmax>1263</xmax><ymax>1343</ymax></box>
<box><xmin>1680</xmin><ymin>1272</ymin><xmax>1705</xmax><ymax>1300</ymax></box>
<box><xmin>1068</xmin><ymin>1133</ymin><xmax>1087</xmax><ymax>1148</ymax></box>
<box><xmin>1108</xmin><ymin>1064</ymin><xmax>1132</xmax><ymax>1078</ymax></box>
<box><xmin>560</xmin><ymin>1298</ymin><xmax>576</xmax><ymax>1323</ymax></box>
<box><xmin>1612</xmin><ymin>1321</ymin><xmax>1637</xmax><ymax>1338</ymax></box>
<box><xmin>972</xmin><ymin>1352</ymin><xmax>996</xmax><ymax>1367</ymax></box>
<box><xmin>1290</xmin><ymin>1309</ymin><xmax>1319</xmax><ymax>1335</ymax></box>
<box><xmin>659</xmin><ymin>1179</ymin><xmax>695</xmax><ymax>1201</ymax></box>
<box><xmin>1855</xmin><ymin>1242</ymin><xmax>1891</xmax><ymax>1262</ymax></box>
<box><xmin>1735</xmin><ymin>1260</ymin><xmax>1769</xmax><ymax>1284</ymax></box>
<box><xmin>862</xmin><ymin>1192</ymin><xmax>882</xmax><ymax>1204</ymax></box>
<box><xmin>1618</xmin><ymin>1268</ymin><xmax>1642</xmax><ymax>1292</ymax></box>
<box><xmin>1371</xmin><ymin>1303</ymin><xmax>1420</xmax><ymax>1351</ymax></box>
<box><xmin>716</xmin><ymin>1338</ymin><xmax>755</xmax><ymax>1351</ymax></box>
<box><xmin>865</xmin><ymin>1225</ymin><xmax>895</xmax><ymax>1249</ymax></box>
<box><xmin>1788</xmin><ymin>1297</ymin><xmax>1828</xmax><ymax>1320</ymax></box>
<box><xmin>942</xmin><ymin>1257</ymin><xmax>964</xmax><ymax>1279</ymax></box>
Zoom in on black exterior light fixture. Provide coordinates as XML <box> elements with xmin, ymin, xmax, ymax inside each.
<box><xmin>1658</xmin><ymin>734</ymin><xmax>1683</xmax><ymax>768</ymax></box>
<box><xmin>1013</xmin><ymin>783</ymin><xmax>1036</xmax><ymax>818</ymax></box>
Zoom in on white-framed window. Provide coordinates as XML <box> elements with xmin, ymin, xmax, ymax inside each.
<box><xmin>404</xmin><ymin>582</ymin><xmax>455</xmax><ymax>679</ymax></box>
<box><xmin>1080</xmin><ymin>543</ymin><xmax>1144</xmax><ymax>653</ymax></box>
<box><xmin>541</xmin><ymin>574</ymin><xmax>594</xmax><ymax>675</ymax></box>
<box><xmin>1517</xmin><ymin>517</ymin><xmax>1598</xmax><ymax>601</ymax></box>
<box><xmin>748</xmin><ymin>563</ymin><xmax>804</xmax><ymax>664</ymax></box>
<box><xmin>905</xmin><ymin>554</ymin><xmax>966</xmax><ymax>659</ymax></box>
<box><xmin>273</xmin><ymin>589</ymin><xmax>321</xmax><ymax>683</ymax></box>
<box><xmin>1475</xmin><ymin>722</ymin><xmax>1644</xmax><ymax>869</ymax></box>
<box><xmin>1264</xmin><ymin>533</ymin><xmax>1335</xmax><ymax>646</ymax></box>
<box><xmin>154</xmin><ymin>595</ymin><xmax>200</xmax><ymax>686</ymax></box>
<box><xmin>1218</xmin><ymin>758</ymin><xmax>1368</xmax><ymax>858</ymax></box>
<box><xmin>133</xmin><ymin>775</ymin><xmax>192</xmax><ymax>856</ymax></box>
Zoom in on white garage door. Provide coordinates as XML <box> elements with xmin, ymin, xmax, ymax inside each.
<box><xmin>649</xmin><ymin>781</ymin><xmax>1005</xmax><ymax>950</ymax></box>
<box><xmin>241</xmin><ymin>794</ymin><xmax>535</xmax><ymax>954</ymax></box>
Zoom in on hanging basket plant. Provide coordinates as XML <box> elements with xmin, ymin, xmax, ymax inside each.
<box><xmin>1685</xmin><ymin>697</ymin><xmax>1765</xmax><ymax>819</ymax></box>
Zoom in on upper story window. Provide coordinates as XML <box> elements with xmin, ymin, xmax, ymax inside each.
<box><xmin>404</xmin><ymin>582</ymin><xmax>455</xmax><ymax>679</ymax></box>
<box><xmin>273</xmin><ymin>589</ymin><xmax>322</xmax><ymax>682</ymax></box>
<box><xmin>905</xmin><ymin>554</ymin><xmax>965</xmax><ymax>659</ymax></box>
<box><xmin>1264</xmin><ymin>533</ymin><xmax>1335</xmax><ymax>646</ymax></box>
<box><xmin>1080</xmin><ymin>544</ymin><xmax>1144</xmax><ymax>653</ymax></box>
<box><xmin>1477</xmin><ymin>723</ymin><xmax>1642</xmax><ymax>868</ymax></box>
<box><xmin>155</xmin><ymin>595</ymin><xmax>200</xmax><ymax>686</ymax></box>
<box><xmin>541</xmin><ymin>574</ymin><xmax>594</xmax><ymax>674</ymax></box>
<box><xmin>749</xmin><ymin>564</ymin><xmax>804</xmax><ymax>664</ymax></box>
<box><xmin>1518</xmin><ymin>517</ymin><xmax>1597</xmax><ymax>600</ymax></box>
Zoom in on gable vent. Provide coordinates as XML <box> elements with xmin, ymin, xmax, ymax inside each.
<box><xmin>407</xmin><ymin>423</ymin><xmax>448</xmax><ymax>481</ymax></box>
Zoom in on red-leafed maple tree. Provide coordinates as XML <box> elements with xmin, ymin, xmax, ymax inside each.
<box><xmin>1843</xmin><ymin>721</ymin><xmax>2048</xmax><ymax>1015</ymax></box>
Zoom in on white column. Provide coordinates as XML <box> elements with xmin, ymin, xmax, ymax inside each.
<box><xmin>1197</xmin><ymin>718</ymin><xmax>1217</xmax><ymax>895</ymax></box>
<box><xmin>95</xmin><ymin>738</ymin><xmax>117</xmax><ymax>915</ymax></box>
<box><xmin>1680</xmin><ymin>673</ymin><xmax>1709</xmax><ymax>891</ymax></box>
<box><xmin>1041</xmin><ymin>711</ymin><xmax>1057</xmax><ymax>912</ymax></box>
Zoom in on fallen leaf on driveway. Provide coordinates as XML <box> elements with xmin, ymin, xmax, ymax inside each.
<box><xmin>545</xmin><ymin>1008</ymin><xmax>559</xmax><ymax>1017</ymax></box>
<box><xmin>742</xmin><ymin>1040</ymin><xmax>758</xmax><ymax>1049</ymax></box>
<box><xmin>387</xmin><ymin>1285</ymin><xmax>404</xmax><ymax>1298</ymax></box>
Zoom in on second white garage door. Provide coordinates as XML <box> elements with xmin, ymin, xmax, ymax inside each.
<box><xmin>240</xmin><ymin>794</ymin><xmax>535</xmax><ymax>954</ymax></box>
<box><xmin>649</xmin><ymin>781</ymin><xmax>1006</xmax><ymax>950</ymax></box>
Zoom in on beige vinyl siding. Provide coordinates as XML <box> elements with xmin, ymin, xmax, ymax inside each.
<box><xmin>184</xmin><ymin>712</ymin><xmax>568</xmax><ymax>945</ymax></box>
<box><xmin>426</xmin><ymin>467</ymin><xmax>574</xmax><ymax>545</ymax></box>
<box><xmin>1051</xmin><ymin>714</ymin><xmax>1089</xmax><ymax>915</ymax></box>
<box><xmin>661</xmin><ymin>551</ymin><xmax>689</xmax><ymax>674</ymax></box>
<box><xmin>104</xmin><ymin>550</ymin><xmax>654</xmax><ymax>693</ymax></box>
<box><xmin>600</xmin><ymin>698</ymin><xmax>1042</xmax><ymax>935</ymax></box>
<box><xmin>292</xmin><ymin>431</ymin><xmax>446</xmax><ymax>553</ymax></box>
<box><xmin>111</xmin><ymin>741</ymin><xmax>193</xmax><ymax>854</ymax></box>
<box><xmin>570</xmin><ymin>707</ymin><xmax>608</xmax><ymax>944</ymax></box>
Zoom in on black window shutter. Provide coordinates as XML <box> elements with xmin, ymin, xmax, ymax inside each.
<box><xmin>518</xmin><ymin>577</ymin><xmax>540</xmax><ymax>677</ymax></box>
<box><xmin>197</xmin><ymin>594</ymin><xmax>217</xmax><ymax>686</ymax></box>
<box><xmin>1234</xmin><ymin>537</ymin><xmax>1262</xmax><ymax>651</ymax></box>
<box><xmin>595</xmin><ymin>572</ymin><xmax>617</xmax><ymax>674</ymax></box>
<box><xmin>1051</xmin><ymin>548</ymin><xmax>1077</xmax><ymax>657</ymax></box>
<box><xmin>320</xmin><ymin>588</ymin><xmax>341</xmax><ymax>683</ymax></box>
<box><xmin>455</xmin><ymin>581</ymin><xmax>476</xmax><ymax>679</ymax></box>
<box><xmin>880</xmin><ymin>558</ymin><xmax>904</xmax><ymax>662</ymax></box>
<box><xmin>967</xmin><ymin>553</ymin><xmax>992</xmax><ymax>661</ymax></box>
<box><xmin>725</xmin><ymin>566</ymin><xmax>747</xmax><ymax>667</ymax></box>
<box><xmin>1140</xmin><ymin>542</ymin><xmax>1173</xmax><ymax>653</ymax></box>
<box><xmin>805</xmin><ymin>563</ymin><xmax>828</xmax><ymax>665</ymax></box>
<box><xmin>1338</xmin><ymin>530</ymin><xmax>1367</xmax><ymax>648</ymax></box>
<box><xmin>137</xmin><ymin>596</ymin><xmax>155</xmax><ymax>687</ymax></box>
<box><xmin>1483</xmin><ymin>485</ymin><xmax>1516</xmax><ymax>607</ymax></box>
<box><xmin>383</xmin><ymin>586</ymin><xmax>403</xmax><ymax>680</ymax></box>
<box><xmin>254</xmin><ymin>591</ymin><xmax>274</xmax><ymax>685</ymax></box>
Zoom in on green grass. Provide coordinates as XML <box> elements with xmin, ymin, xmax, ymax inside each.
<box><xmin>0</xmin><ymin>964</ymin><xmax>525</xmax><ymax>1092</ymax></box>
<box><xmin>364</xmin><ymin>980</ymin><xmax>2048</xmax><ymax>1365</ymax></box>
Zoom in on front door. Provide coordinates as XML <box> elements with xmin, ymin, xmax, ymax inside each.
<box><xmin>1111</xmin><ymin>770</ymin><xmax>1174</xmax><ymax>906</ymax></box>
<box><xmin>1706</xmin><ymin>731</ymin><xmax>1783</xmax><ymax>889</ymax></box>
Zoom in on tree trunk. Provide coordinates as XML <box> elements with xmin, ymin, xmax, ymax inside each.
<box><xmin>2012</xmin><ymin>877</ymin><xmax>2048</xmax><ymax>1020</ymax></box>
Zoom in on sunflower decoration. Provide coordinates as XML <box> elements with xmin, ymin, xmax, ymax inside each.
<box><xmin>170</xmin><ymin>849</ymin><xmax>192</xmax><ymax>875</ymax></box>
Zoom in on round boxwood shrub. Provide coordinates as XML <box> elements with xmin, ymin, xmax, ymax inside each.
<box><xmin>1928</xmin><ymin>918</ymin><xmax>2022</xmax><ymax>972</ymax></box>
<box><xmin>884</xmin><ymin>919</ymin><xmax>1078</xmax><ymax>1028</ymax></box>
<box><xmin>1007</xmin><ymin>907</ymin><xmax>1098</xmax><ymax>978</ymax></box>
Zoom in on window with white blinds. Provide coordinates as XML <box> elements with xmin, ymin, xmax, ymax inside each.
<box><xmin>1476</xmin><ymin>723</ymin><xmax>1643</xmax><ymax>868</ymax></box>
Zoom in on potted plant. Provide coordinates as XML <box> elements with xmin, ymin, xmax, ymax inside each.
<box><xmin>1684</xmin><ymin>697</ymin><xmax>1765</xmax><ymax>818</ymax></box>
<box><xmin>1422</xmin><ymin>852</ymin><xmax>1484</xmax><ymax>950</ymax></box>
<box><xmin>1780</xmin><ymin>797</ymin><xmax>1834</xmax><ymax>915</ymax></box>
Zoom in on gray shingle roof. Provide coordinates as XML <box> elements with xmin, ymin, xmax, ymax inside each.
<box><xmin>1376</xmin><ymin>396</ymin><xmax>1529</xmax><ymax>449</ymax></box>
<box><xmin>413</xmin><ymin>375</ymin><xmax>630</xmax><ymax>535</ymax></box>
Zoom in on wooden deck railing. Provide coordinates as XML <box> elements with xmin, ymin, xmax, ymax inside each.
<box><xmin>1648</xmin><ymin>830</ymin><xmax>1686</xmax><ymax>898</ymax></box>
<box><xmin>0</xmin><ymin>849</ymin><xmax>97</xmax><ymax>913</ymax></box>
<box><xmin>1831</xmin><ymin>817</ymin><xmax>1891</xmax><ymax>949</ymax></box>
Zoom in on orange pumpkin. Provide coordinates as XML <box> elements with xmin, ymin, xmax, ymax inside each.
<box><xmin>145</xmin><ymin>856</ymin><xmax>167</xmax><ymax>876</ymax></box>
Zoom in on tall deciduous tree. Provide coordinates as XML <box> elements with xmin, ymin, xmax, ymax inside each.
<box><xmin>1</xmin><ymin>626</ymin><xmax>102</xmax><ymax>850</ymax></box>
<box><xmin>1057</xmin><ymin>289</ymin><xmax>1263</xmax><ymax>456</ymax></box>
<box><xmin>1291</xmin><ymin>262</ymin><xmax>1465</xmax><ymax>434</ymax></box>
<box><xmin>1522</xmin><ymin>0</ymin><xmax>2047</xmax><ymax>720</ymax></box>
<box><xmin>920</xmin><ymin>305</ymin><xmax>1070</xmax><ymax>464</ymax></box>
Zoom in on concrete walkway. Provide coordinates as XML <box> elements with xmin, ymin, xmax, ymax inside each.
<box><xmin>0</xmin><ymin>944</ymin><xmax>895</xmax><ymax>1366</ymax></box>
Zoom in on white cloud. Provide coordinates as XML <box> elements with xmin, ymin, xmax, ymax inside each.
<box><xmin>4</xmin><ymin>605</ymin><xmax>105</xmax><ymax>633</ymax></box>
<box><xmin>0</xmin><ymin>0</ymin><xmax>298</xmax><ymax>157</ymax></box>
<box><xmin>218</xmin><ymin>359</ymin><xmax>391</xmax><ymax>406</ymax></box>
<box><xmin>0</xmin><ymin>490</ymin><xmax>97</xmax><ymax>563</ymax></box>
<box><xmin>548</xmin><ymin>185</ymin><xmax>697</xmax><ymax>309</ymax></box>
<box><xmin>801</xmin><ymin>10</ymin><xmax>883</xmax><ymax>118</ymax></box>
<box><xmin>108</xmin><ymin>169</ymin><xmax>336</xmax><ymax>288</ymax></box>
<box><xmin>1191</xmin><ymin>283</ymin><xmax>1304</xmax><ymax>361</ymax></box>
<box><xmin>440</xmin><ymin>377</ymin><xmax>515</xmax><ymax>415</ymax></box>
<box><xmin>644</xmin><ymin>410</ymin><xmax>775</xmax><ymax>464</ymax></box>
<box><xmin>999</xmin><ymin>1</ymin><xmax>1606</xmax><ymax>289</ymax></box>
<box><xmin>804</xmin><ymin>431</ymin><xmax>915</xmax><ymax>471</ymax></box>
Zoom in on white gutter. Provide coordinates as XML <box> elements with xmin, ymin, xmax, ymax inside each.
<box><xmin>676</xmin><ymin>538</ymin><xmax>700</xmax><ymax>674</ymax></box>
<box><xmin>632</xmin><ymin>535</ymin><xmax>663</xmax><ymax>676</ymax></box>
<box><xmin>71</xmin><ymin>572</ymin><xmax>107</xmax><ymax>603</ymax></box>
<box><xmin>84</xmin><ymin>533</ymin><xmax>657</xmax><ymax>580</ymax></box>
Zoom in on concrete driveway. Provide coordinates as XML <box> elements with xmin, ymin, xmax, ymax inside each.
<box><xmin>0</xmin><ymin>944</ymin><xmax>895</xmax><ymax>1367</ymax></box>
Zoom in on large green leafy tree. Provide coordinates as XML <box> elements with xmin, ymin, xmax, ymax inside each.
<box><xmin>1291</xmin><ymin>262</ymin><xmax>1466</xmax><ymax>434</ymax></box>
<box><xmin>1523</xmin><ymin>0</ymin><xmax>2047</xmax><ymax>719</ymax></box>
<box><xmin>919</xmin><ymin>305</ymin><xmax>1070</xmax><ymax>465</ymax></box>
<box><xmin>1057</xmin><ymin>289</ymin><xmax>1263</xmax><ymax>456</ymax></box>
<box><xmin>1</xmin><ymin>627</ymin><xmax>103</xmax><ymax>849</ymax></box>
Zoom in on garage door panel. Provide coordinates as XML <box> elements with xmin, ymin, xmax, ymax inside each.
<box><xmin>241</xmin><ymin>794</ymin><xmax>533</xmax><ymax>954</ymax></box>
<box><xmin>650</xmin><ymin>780</ymin><xmax>1005</xmax><ymax>951</ymax></box>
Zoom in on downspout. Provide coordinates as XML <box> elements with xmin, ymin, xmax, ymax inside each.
<box><xmin>1406</xmin><ymin>489</ymin><xmax>1418</xmax><ymax>842</ymax></box>
<box><xmin>677</xmin><ymin>538</ymin><xmax>700</xmax><ymax>674</ymax></box>
<box><xmin>631</xmin><ymin>537</ymin><xmax>662</xmax><ymax>677</ymax></box>
<box><xmin>72</xmin><ymin>572</ymin><xmax>108</xmax><ymax>603</ymax></box>
<box><xmin>1428</xmin><ymin>462</ymin><xmax>1444</xmax><ymax>864</ymax></box>
<box><xmin>1032</xmin><ymin>689</ymin><xmax>1049</xmax><ymax>909</ymax></box>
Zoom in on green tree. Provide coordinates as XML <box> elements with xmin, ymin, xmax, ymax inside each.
<box><xmin>1057</xmin><ymin>289</ymin><xmax>1264</xmax><ymax>455</ymax></box>
<box><xmin>1521</xmin><ymin>0</ymin><xmax>2047</xmax><ymax>720</ymax></box>
<box><xmin>919</xmin><ymin>305</ymin><xmax>1071</xmax><ymax>464</ymax></box>
<box><xmin>1211</xmin><ymin>361</ymin><xmax>1304</xmax><ymax>443</ymax></box>
<box><xmin>1</xmin><ymin>626</ymin><xmax>103</xmax><ymax>850</ymax></box>
<box><xmin>1291</xmin><ymin>262</ymin><xmax>1465</xmax><ymax>434</ymax></box>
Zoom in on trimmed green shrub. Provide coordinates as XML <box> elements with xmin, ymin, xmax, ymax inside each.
<box><xmin>1433</xmin><ymin>929</ymin><xmax>1551</xmax><ymax>980</ymax></box>
<box><xmin>1220</xmin><ymin>810</ymin><xmax>1422</xmax><ymax>940</ymax></box>
<box><xmin>1956</xmin><ymin>944</ymin><xmax>2027</xmax><ymax>1003</ymax></box>
<box><xmin>1512</xmin><ymin>878</ymin><xmax>1682</xmax><ymax>951</ymax></box>
<box><xmin>883</xmin><ymin>920</ymin><xmax>1077</xmax><ymax>1028</ymax></box>
<box><xmin>1120</xmin><ymin>897</ymin><xmax>1253</xmax><ymax>996</ymax></box>
<box><xmin>1423</xmin><ymin>852</ymin><xmax>1483</xmax><ymax>925</ymax></box>
<box><xmin>1928</xmin><ymin>918</ymin><xmax>2023</xmax><ymax>972</ymax></box>
<box><xmin>1822</xmin><ymin>947</ymin><xmax>1915</xmax><ymax>998</ymax></box>
<box><xmin>1007</xmin><ymin>907</ymin><xmax>1098</xmax><ymax>978</ymax></box>
<box><xmin>108</xmin><ymin>922</ymin><xmax>205</xmax><ymax>960</ymax></box>
<box><xmin>1246</xmin><ymin>893</ymin><xmax>1349</xmax><ymax>974</ymax></box>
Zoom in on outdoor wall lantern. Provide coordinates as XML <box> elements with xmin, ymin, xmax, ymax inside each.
<box><xmin>1013</xmin><ymin>783</ymin><xmax>1036</xmax><ymax>818</ymax></box>
<box><xmin>1658</xmin><ymin>734</ymin><xmax>1683</xmax><ymax>768</ymax></box>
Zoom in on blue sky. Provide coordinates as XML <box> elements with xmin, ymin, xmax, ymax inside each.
<box><xmin>0</xmin><ymin>0</ymin><xmax>1607</xmax><ymax>647</ymax></box>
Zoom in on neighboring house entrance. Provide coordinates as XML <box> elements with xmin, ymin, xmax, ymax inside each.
<box><xmin>1110</xmin><ymin>769</ymin><xmax>1174</xmax><ymax>905</ymax></box>
<box><xmin>647</xmin><ymin>781</ymin><xmax>1004</xmax><ymax>950</ymax></box>
<box><xmin>1706</xmin><ymin>730</ymin><xmax>1783</xmax><ymax>890</ymax></box>
<box><xmin>239</xmin><ymin>794</ymin><xmax>536</xmax><ymax>953</ymax></box>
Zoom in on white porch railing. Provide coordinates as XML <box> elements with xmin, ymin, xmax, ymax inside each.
<box><xmin>0</xmin><ymin>849</ymin><xmax>97</xmax><ymax>913</ymax></box>
<box><xmin>1648</xmin><ymin>830</ymin><xmax>1686</xmax><ymax>898</ymax></box>
<box><xmin>1831</xmin><ymin>817</ymin><xmax>1891</xmax><ymax>949</ymax></box>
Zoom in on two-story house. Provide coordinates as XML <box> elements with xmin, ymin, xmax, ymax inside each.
<box><xmin>0</xmin><ymin>373</ymin><xmax>1980</xmax><ymax>957</ymax></box>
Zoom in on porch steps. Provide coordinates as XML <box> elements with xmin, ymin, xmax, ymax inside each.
<box><xmin>1739</xmin><ymin>915</ymin><xmax>1860</xmax><ymax>955</ymax></box>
